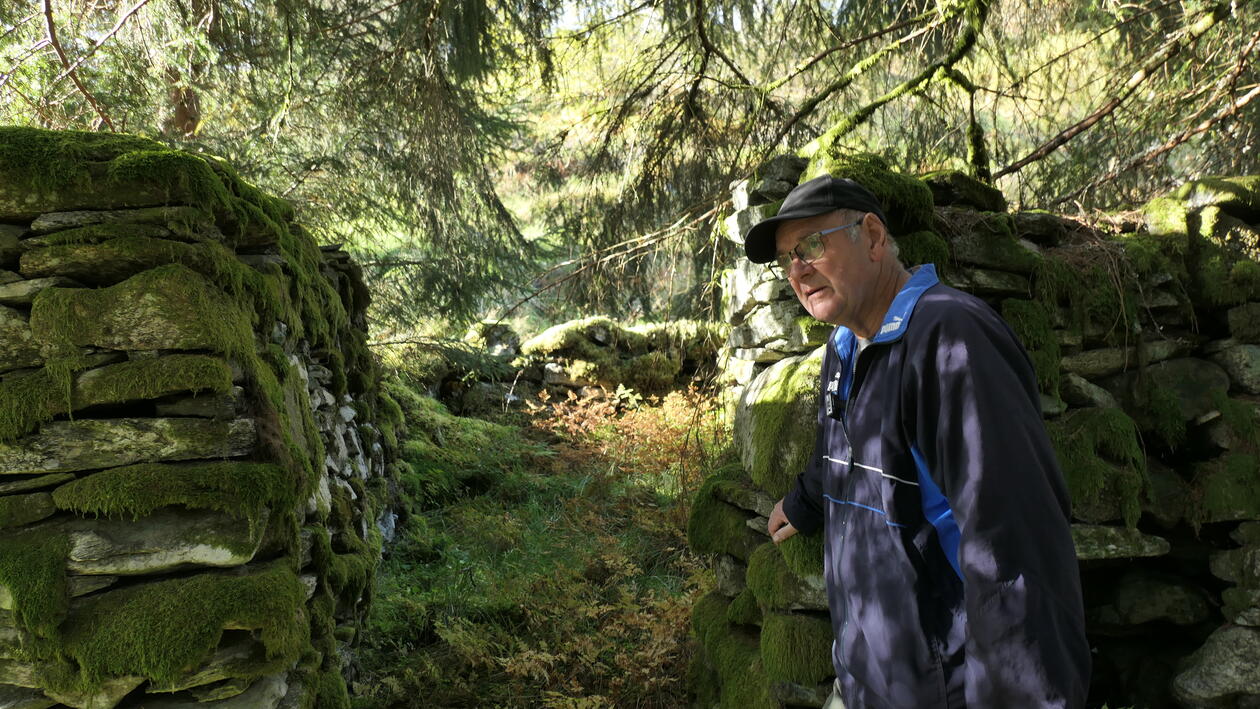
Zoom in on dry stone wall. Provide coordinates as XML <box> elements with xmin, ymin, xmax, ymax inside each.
<box><xmin>691</xmin><ymin>150</ymin><xmax>1260</xmax><ymax>708</ymax></box>
<box><xmin>0</xmin><ymin>128</ymin><xmax>399</xmax><ymax>709</ymax></box>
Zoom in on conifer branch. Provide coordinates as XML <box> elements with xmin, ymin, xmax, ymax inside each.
<box><xmin>41</xmin><ymin>0</ymin><xmax>114</xmax><ymax>130</ymax></box>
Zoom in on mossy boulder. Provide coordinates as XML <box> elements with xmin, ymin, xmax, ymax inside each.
<box><xmin>62</xmin><ymin>507</ymin><xmax>268</xmax><ymax>575</ymax></box>
<box><xmin>936</xmin><ymin>208</ymin><xmax>1040</xmax><ymax>274</ymax></box>
<box><xmin>1175</xmin><ymin>176</ymin><xmax>1260</xmax><ymax>220</ymax></box>
<box><xmin>734</xmin><ymin>346</ymin><xmax>824</xmax><ymax>498</ymax></box>
<box><xmin>1228</xmin><ymin>303</ymin><xmax>1260</xmax><ymax>343</ymax></box>
<box><xmin>1141</xmin><ymin>196</ymin><xmax>1190</xmax><ymax>237</ymax></box>
<box><xmin>745</xmin><ymin>542</ymin><xmax>827</xmax><ymax>611</ymax></box>
<box><xmin>1192</xmin><ymin>453</ymin><xmax>1260</xmax><ymax>524</ymax></box>
<box><xmin>0</xmin><ymin>493</ymin><xmax>54</xmax><ymax>530</ymax></box>
<box><xmin>688</xmin><ymin>464</ymin><xmax>764</xmax><ymax>562</ymax></box>
<box><xmin>921</xmin><ymin>170</ymin><xmax>1007</xmax><ymax>212</ymax></box>
<box><xmin>691</xmin><ymin>591</ymin><xmax>775</xmax><ymax>709</ymax></box>
<box><xmin>1048</xmin><ymin>407</ymin><xmax>1148</xmax><ymax>526</ymax></box>
<box><xmin>759</xmin><ymin>612</ymin><xmax>833</xmax><ymax>686</ymax></box>
<box><xmin>896</xmin><ymin>230</ymin><xmax>950</xmax><ymax>269</ymax></box>
<box><xmin>1104</xmin><ymin>357</ymin><xmax>1230</xmax><ymax>448</ymax></box>
<box><xmin>799</xmin><ymin>152</ymin><xmax>934</xmax><ymax>235</ymax></box>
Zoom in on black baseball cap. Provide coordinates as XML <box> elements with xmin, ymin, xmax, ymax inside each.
<box><xmin>743</xmin><ymin>176</ymin><xmax>888</xmax><ymax>263</ymax></box>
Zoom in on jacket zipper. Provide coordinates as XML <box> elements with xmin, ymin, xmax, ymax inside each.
<box><xmin>833</xmin><ymin>342</ymin><xmax>867</xmax><ymax>676</ymax></box>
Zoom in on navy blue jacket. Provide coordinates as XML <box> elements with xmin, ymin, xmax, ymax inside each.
<box><xmin>782</xmin><ymin>264</ymin><xmax>1089</xmax><ymax>709</ymax></box>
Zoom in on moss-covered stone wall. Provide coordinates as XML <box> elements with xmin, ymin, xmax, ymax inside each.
<box><xmin>695</xmin><ymin>151</ymin><xmax>1260</xmax><ymax>708</ymax></box>
<box><xmin>0</xmin><ymin>128</ymin><xmax>399</xmax><ymax>709</ymax></box>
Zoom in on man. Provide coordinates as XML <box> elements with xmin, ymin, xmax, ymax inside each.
<box><xmin>744</xmin><ymin>175</ymin><xmax>1090</xmax><ymax>708</ymax></box>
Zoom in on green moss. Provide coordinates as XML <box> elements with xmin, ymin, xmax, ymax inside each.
<box><xmin>0</xmin><ymin>355</ymin><xmax>233</xmax><ymax>444</ymax></box>
<box><xmin>745</xmin><ymin>542</ymin><xmax>817</xmax><ymax>611</ymax></box>
<box><xmin>897</xmin><ymin>230</ymin><xmax>951</xmax><ymax>269</ymax></box>
<box><xmin>1001</xmin><ymin>299</ymin><xmax>1061</xmax><ymax>396</ymax></box>
<box><xmin>1141</xmin><ymin>196</ymin><xmax>1190</xmax><ymax>237</ymax></box>
<box><xmin>312</xmin><ymin>668</ymin><xmax>351</xmax><ymax>709</ymax></box>
<box><xmin>0</xmin><ymin>528</ymin><xmax>70</xmax><ymax>638</ymax></box>
<box><xmin>20</xmin><ymin>236</ymin><xmax>213</xmax><ymax>285</ymax></box>
<box><xmin>776</xmin><ymin>529</ymin><xmax>824</xmax><ymax>578</ymax></box>
<box><xmin>691</xmin><ymin>591</ymin><xmax>774</xmax><ymax>709</ymax></box>
<box><xmin>1035</xmin><ymin>254</ymin><xmax>1137</xmax><ymax>343</ymax></box>
<box><xmin>726</xmin><ymin>588</ymin><xmax>762</xmax><ymax>626</ymax></box>
<box><xmin>759</xmin><ymin>612</ymin><xmax>833</xmax><ymax>685</ymax></box>
<box><xmin>688</xmin><ymin>464</ymin><xmax>760</xmax><ymax>561</ymax></box>
<box><xmin>799</xmin><ymin>152</ymin><xmax>934</xmax><ymax>234</ymax></box>
<box><xmin>1047</xmin><ymin>408</ymin><xmax>1148</xmax><ymax>527</ymax></box>
<box><xmin>51</xmin><ymin>461</ymin><xmax>291</xmax><ymax>526</ymax></box>
<box><xmin>1194</xmin><ymin>453</ymin><xmax>1260</xmax><ymax>524</ymax></box>
<box><xmin>0</xmin><ymin>127</ymin><xmax>165</xmax><ymax>195</ymax></box>
<box><xmin>741</xmin><ymin>348</ymin><xmax>824</xmax><ymax>497</ymax></box>
<box><xmin>1130</xmin><ymin>374</ymin><xmax>1186</xmax><ymax>449</ymax></box>
<box><xmin>54</xmin><ymin>563</ymin><xmax>306</xmax><ymax>690</ymax></box>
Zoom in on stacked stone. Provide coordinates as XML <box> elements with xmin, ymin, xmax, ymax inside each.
<box><xmin>449</xmin><ymin>316</ymin><xmax>726</xmax><ymax>414</ymax></box>
<box><xmin>0</xmin><ymin>128</ymin><xmax>398</xmax><ymax>709</ymax></box>
<box><xmin>692</xmin><ymin>147</ymin><xmax>1260</xmax><ymax>708</ymax></box>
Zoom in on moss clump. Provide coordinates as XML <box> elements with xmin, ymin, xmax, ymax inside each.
<box><xmin>0</xmin><ymin>370</ymin><xmax>62</xmax><ymax>444</ymax></box>
<box><xmin>745</xmin><ymin>542</ymin><xmax>816</xmax><ymax>611</ymax></box>
<box><xmin>1193</xmin><ymin>453</ymin><xmax>1260</xmax><ymax>524</ymax></box>
<box><xmin>0</xmin><ymin>528</ymin><xmax>70</xmax><ymax>638</ymax></box>
<box><xmin>897</xmin><ymin>230</ymin><xmax>951</xmax><ymax>269</ymax></box>
<box><xmin>799</xmin><ymin>152</ymin><xmax>934</xmax><ymax>234</ymax></box>
<box><xmin>1001</xmin><ymin>299</ymin><xmax>1061</xmax><ymax>397</ymax></box>
<box><xmin>1141</xmin><ymin>196</ymin><xmax>1190</xmax><ymax>237</ymax></box>
<box><xmin>726</xmin><ymin>588</ymin><xmax>762</xmax><ymax>626</ymax></box>
<box><xmin>55</xmin><ymin>563</ymin><xmax>306</xmax><ymax>690</ymax></box>
<box><xmin>737</xmin><ymin>347</ymin><xmax>824</xmax><ymax>498</ymax></box>
<box><xmin>691</xmin><ymin>591</ymin><xmax>775</xmax><ymax>709</ymax></box>
<box><xmin>1035</xmin><ymin>253</ymin><xmax>1137</xmax><ymax>344</ymax></box>
<box><xmin>51</xmin><ymin>461</ymin><xmax>291</xmax><ymax>527</ymax></box>
<box><xmin>759</xmin><ymin>612</ymin><xmax>834</xmax><ymax>685</ymax></box>
<box><xmin>776</xmin><ymin>528</ymin><xmax>824</xmax><ymax>578</ymax></box>
<box><xmin>1129</xmin><ymin>374</ymin><xmax>1186</xmax><ymax>449</ymax></box>
<box><xmin>688</xmin><ymin>464</ymin><xmax>760</xmax><ymax>561</ymax></box>
<box><xmin>1048</xmin><ymin>407</ymin><xmax>1148</xmax><ymax>527</ymax></box>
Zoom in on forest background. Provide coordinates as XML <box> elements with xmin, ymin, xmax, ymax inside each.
<box><xmin>2</xmin><ymin>1</ymin><xmax>1259</xmax><ymax>706</ymax></box>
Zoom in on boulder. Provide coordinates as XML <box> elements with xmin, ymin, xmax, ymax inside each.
<box><xmin>64</xmin><ymin>508</ymin><xmax>268</xmax><ymax>575</ymax></box>
<box><xmin>1211</xmin><ymin>344</ymin><xmax>1260</xmax><ymax>394</ymax></box>
<box><xmin>1012</xmin><ymin>211</ymin><xmax>1081</xmax><ymax>247</ymax></box>
<box><xmin>729</xmin><ymin>300</ymin><xmax>826</xmax><ymax>352</ymax></box>
<box><xmin>1222</xmin><ymin>587</ymin><xmax>1260</xmax><ymax>626</ymax></box>
<box><xmin>0</xmin><ymin>492</ymin><xmax>54</xmax><ymax>529</ymax></box>
<box><xmin>0</xmin><ymin>418</ymin><xmax>255</xmax><ymax>475</ymax></box>
<box><xmin>1104</xmin><ymin>357</ymin><xmax>1231</xmax><ymax>424</ymax></box>
<box><xmin>734</xmin><ymin>347</ymin><xmax>825</xmax><ymax>498</ymax></box>
<box><xmin>746</xmin><ymin>543</ymin><xmax>827</xmax><ymax>611</ymax></box>
<box><xmin>921</xmin><ymin>170</ymin><xmax>1006</xmax><ymax>212</ymax></box>
<box><xmin>1210</xmin><ymin>545</ymin><xmax>1260</xmax><ymax>587</ymax></box>
<box><xmin>0</xmin><ymin>226</ymin><xmax>21</xmax><ymax>268</ymax></box>
<box><xmin>938</xmin><ymin>209</ymin><xmax>1039</xmax><ymax>273</ymax></box>
<box><xmin>1172</xmin><ymin>625</ymin><xmax>1260</xmax><ymax>708</ymax></box>
<box><xmin>1071</xmin><ymin>524</ymin><xmax>1170</xmax><ymax>560</ymax></box>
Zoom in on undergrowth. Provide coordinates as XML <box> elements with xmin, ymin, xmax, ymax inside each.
<box><xmin>351</xmin><ymin>378</ymin><xmax>727</xmax><ymax>708</ymax></box>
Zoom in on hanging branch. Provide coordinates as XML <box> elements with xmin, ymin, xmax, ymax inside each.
<box><xmin>692</xmin><ymin>0</ymin><xmax>789</xmax><ymax>120</ymax></box>
<box><xmin>762</xmin><ymin>11</ymin><xmax>934</xmax><ymax>93</ymax></box>
<box><xmin>767</xmin><ymin>1</ymin><xmax>968</xmax><ymax>149</ymax></box>
<box><xmin>993</xmin><ymin>3</ymin><xmax>1231</xmax><ymax>181</ymax></box>
<box><xmin>810</xmin><ymin>0</ymin><xmax>991</xmax><ymax>152</ymax></box>
<box><xmin>49</xmin><ymin>0</ymin><xmax>150</xmax><ymax>90</ymax></box>
<box><xmin>41</xmin><ymin>0</ymin><xmax>114</xmax><ymax>130</ymax></box>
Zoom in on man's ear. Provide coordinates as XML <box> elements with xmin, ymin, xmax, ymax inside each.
<box><xmin>863</xmin><ymin>213</ymin><xmax>887</xmax><ymax>259</ymax></box>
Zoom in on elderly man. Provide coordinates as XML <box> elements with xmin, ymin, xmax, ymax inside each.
<box><xmin>745</xmin><ymin>176</ymin><xmax>1090</xmax><ymax>708</ymax></box>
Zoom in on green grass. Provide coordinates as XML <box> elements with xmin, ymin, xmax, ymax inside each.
<box><xmin>351</xmin><ymin>379</ymin><xmax>723</xmax><ymax>708</ymax></box>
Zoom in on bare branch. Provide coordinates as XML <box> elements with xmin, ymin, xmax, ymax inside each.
<box><xmin>49</xmin><ymin>0</ymin><xmax>151</xmax><ymax>90</ymax></box>
<box><xmin>41</xmin><ymin>0</ymin><xmax>114</xmax><ymax>130</ymax></box>
<box><xmin>994</xmin><ymin>3</ymin><xmax>1230</xmax><ymax>181</ymax></box>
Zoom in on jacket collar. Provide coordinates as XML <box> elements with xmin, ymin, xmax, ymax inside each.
<box><xmin>831</xmin><ymin>263</ymin><xmax>939</xmax><ymax>358</ymax></box>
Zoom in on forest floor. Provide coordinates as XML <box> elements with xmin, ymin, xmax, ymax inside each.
<box><xmin>349</xmin><ymin>383</ymin><xmax>729</xmax><ymax>708</ymax></box>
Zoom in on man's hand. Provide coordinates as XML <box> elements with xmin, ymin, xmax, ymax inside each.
<box><xmin>768</xmin><ymin>498</ymin><xmax>798</xmax><ymax>544</ymax></box>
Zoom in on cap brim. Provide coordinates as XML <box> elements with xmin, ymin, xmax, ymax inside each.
<box><xmin>743</xmin><ymin>205</ymin><xmax>834</xmax><ymax>263</ymax></box>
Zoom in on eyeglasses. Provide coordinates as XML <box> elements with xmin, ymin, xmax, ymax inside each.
<box><xmin>773</xmin><ymin>218</ymin><xmax>864</xmax><ymax>274</ymax></box>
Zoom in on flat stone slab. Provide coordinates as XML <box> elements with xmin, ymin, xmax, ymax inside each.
<box><xmin>1060</xmin><ymin>338</ymin><xmax>1185</xmax><ymax>379</ymax></box>
<box><xmin>0</xmin><ymin>418</ymin><xmax>255</xmax><ymax>475</ymax></box>
<box><xmin>28</xmin><ymin>206</ymin><xmax>216</xmax><ymax>236</ymax></box>
<box><xmin>64</xmin><ymin>508</ymin><xmax>267</xmax><ymax>575</ymax></box>
<box><xmin>1072</xmin><ymin>524</ymin><xmax>1170</xmax><ymax>560</ymax></box>
<box><xmin>0</xmin><ymin>473</ymin><xmax>74</xmax><ymax>495</ymax></box>
<box><xmin>0</xmin><ymin>492</ymin><xmax>54</xmax><ymax>529</ymax></box>
<box><xmin>0</xmin><ymin>277</ymin><xmax>79</xmax><ymax>307</ymax></box>
<box><xmin>0</xmin><ymin>306</ymin><xmax>42</xmax><ymax>373</ymax></box>
<box><xmin>132</xmin><ymin>674</ymin><xmax>287</xmax><ymax>708</ymax></box>
<box><xmin>0</xmin><ymin>682</ymin><xmax>56</xmax><ymax>708</ymax></box>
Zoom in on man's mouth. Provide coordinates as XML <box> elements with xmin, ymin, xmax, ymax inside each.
<box><xmin>805</xmin><ymin>286</ymin><xmax>828</xmax><ymax>297</ymax></box>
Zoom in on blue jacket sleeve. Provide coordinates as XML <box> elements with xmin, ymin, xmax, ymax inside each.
<box><xmin>781</xmin><ymin>345</ymin><xmax>835</xmax><ymax>535</ymax></box>
<box><xmin>905</xmin><ymin>297</ymin><xmax>1090</xmax><ymax>708</ymax></box>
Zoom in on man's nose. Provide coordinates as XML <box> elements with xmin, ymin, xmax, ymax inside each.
<box><xmin>788</xmin><ymin>256</ymin><xmax>815</xmax><ymax>279</ymax></box>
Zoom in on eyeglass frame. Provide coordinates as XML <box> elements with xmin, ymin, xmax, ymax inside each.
<box><xmin>771</xmin><ymin>217</ymin><xmax>865</xmax><ymax>275</ymax></box>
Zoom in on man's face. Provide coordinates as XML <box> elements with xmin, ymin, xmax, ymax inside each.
<box><xmin>774</xmin><ymin>211</ymin><xmax>879</xmax><ymax>327</ymax></box>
